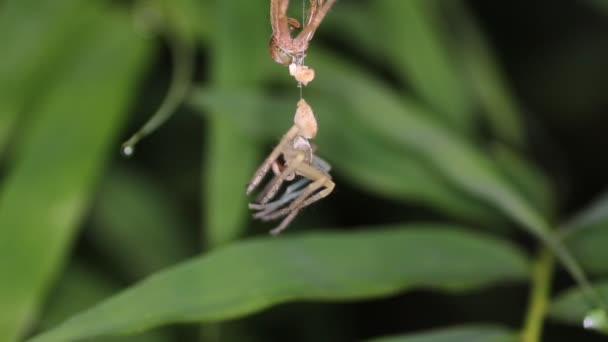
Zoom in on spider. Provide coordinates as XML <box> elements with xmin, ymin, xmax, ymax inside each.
<box><xmin>246</xmin><ymin>99</ymin><xmax>335</xmax><ymax>235</ymax></box>
<box><xmin>269</xmin><ymin>0</ymin><xmax>336</xmax><ymax>83</ymax></box>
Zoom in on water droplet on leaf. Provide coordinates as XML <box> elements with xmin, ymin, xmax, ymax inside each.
<box><xmin>583</xmin><ymin>308</ymin><xmax>608</xmax><ymax>334</ymax></box>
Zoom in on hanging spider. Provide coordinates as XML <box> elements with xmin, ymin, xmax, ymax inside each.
<box><xmin>269</xmin><ymin>0</ymin><xmax>336</xmax><ymax>84</ymax></box>
<box><xmin>246</xmin><ymin>99</ymin><xmax>335</xmax><ymax>235</ymax></box>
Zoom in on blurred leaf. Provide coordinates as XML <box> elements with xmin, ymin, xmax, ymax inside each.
<box><xmin>88</xmin><ymin>167</ymin><xmax>193</xmax><ymax>280</ymax></box>
<box><xmin>37</xmin><ymin>263</ymin><xmax>171</xmax><ymax>342</ymax></box>
<box><xmin>0</xmin><ymin>7</ymin><xmax>151</xmax><ymax>341</ymax></box>
<box><xmin>163</xmin><ymin>0</ymin><xmax>212</xmax><ymax>40</ymax></box>
<box><xmin>491</xmin><ymin>144</ymin><xmax>554</xmax><ymax>218</ymax></box>
<box><xmin>562</xmin><ymin>191</ymin><xmax>608</xmax><ymax>276</ymax></box>
<box><xmin>585</xmin><ymin>0</ymin><xmax>608</xmax><ymax>15</ymax></box>
<box><xmin>204</xmin><ymin>0</ymin><xmax>270</xmax><ymax>247</ymax></box>
<box><xmin>443</xmin><ymin>0</ymin><xmax>525</xmax><ymax>146</ymax></box>
<box><xmin>29</xmin><ymin>226</ymin><xmax>529</xmax><ymax>342</ymax></box>
<box><xmin>309</xmin><ymin>50</ymin><xmax>590</xmax><ymax>289</ymax></box>
<box><xmin>366</xmin><ymin>325</ymin><xmax>516</xmax><ymax>342</ymax></box>
<box><xmin>191</xmin><ymin>88</ymin><xmax>508</xmax><ymax>228</ymax></box>
<box><xmin>549</xmin><ymin>280</ymin><xmax>608</xmax><ymax>333</ymax></box>
<box><xmin>0</xmin><ymin>0</ymin><xmax>100</xmax><ymax>156</ymax></box>
<box><xmin>370</xmin><ymin>0</ymin><xmax>474</xmax><ymax>134</ymax></box>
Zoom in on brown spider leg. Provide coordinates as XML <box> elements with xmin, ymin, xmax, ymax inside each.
<box><xmin>259</xmin><ymin>152</ymin><xmax>305</xmax><ymax>204</ymax></box>
<box><xmin>270</xmin><ymin>0</ymin><xmax>291</xmax><ymax>37</ymax></box>
<box><xmin>305</xmin><ymin>0</ymin><xmax>318</xmax><ymax>27</ymax></box>
<box><xmin>246</xmin><ymin>125</ymin><xmax>299</xmax><ymax>195</ymax></box>
<box><xmin>250</xmin><ymin>155</ymin><xmax>329</xmax><ymax>215</ymax></box>
<box><xmin>294</xmin><ymin>0</ymin><xmax>336</xmax><ymax>49</ymax></box>
<box><xmin>253</xmin><ymin>161</ymin><xmax>284</xmax><ymax>203</ymax></box>
<box><xmin>267</xmin><ymin>177</ymin><xmax>335</xmax><ymax>235</ymax></box>
<box><xmin>287</xmin><ymin>18</ymin><xmax>301</xmax><ymax>30</ymax></box>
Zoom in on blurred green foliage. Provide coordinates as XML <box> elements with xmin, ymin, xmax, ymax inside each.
<box><xmin>1</xmin><ymin>0</ymin><xmax>608</xmax><ymax>341</ymax></box>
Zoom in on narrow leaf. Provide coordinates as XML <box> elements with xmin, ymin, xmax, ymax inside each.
<box><xmin>491</xmin><ymin>144</ymin><xmax>554</xmax><ymax>218</ymax></box>
<box><xmin>29</xmin><ymin>226</ymin><xmax>529</xmax><ymax>342</ymax></box>
<box><xmin>204</xmin><ymin>0</ymin><xmax>269</xmax><ymax>246</ymax></box>
<box><xmin>443</xmin><ymin>0</ymin><xmax>525</xmax><ymax>146</ymax></box>
<box><xmin>549</xmin><ymin>280</ymin><xmax>608</xmax><ymax>334</ymax></box>
<box><xmin>562</xmin><ymin>191</ymin><xmax>608</xmax><ymax>276</ymax></box>
<box><xmin>371</xmin><ymin>0</ymin><xmax>474</xmax><ymax>133</ymax></box>
<box><xmin>309</xmin><ymin>51</ymin><xmax>592</xmax><ymax>300</ymax></box>
<box><xmin>366</xmin><ymin>325</ymin><xmax>516</xmax><ymax>342</ymax></box>
<box><xmin>0</xmin><ymin>9</ymin><xmax>150</xmax><ymax>341</ymax></box>
<box><xmin>37</xmin><ymin>263</ymin><xmax>171</xmax><ymax>342</ymax></box>
<box><xmin>89</xmin><ymin>167</ymin><xmax>193</xmax><ymax>280</ymax></box>
<box><xmin>0</xmin><ymin>0</ymin><xmax>100</xmax><ymax>156</ymax></box>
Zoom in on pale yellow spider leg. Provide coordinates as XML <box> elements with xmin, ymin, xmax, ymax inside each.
<box><xmin>246</xmin><ymin>125</ymin><xmax>298</xmax><ymax>195</ymax></box>
<box><xmin>259</xmin><ymin>152</ymin><xmax>305</xmax><ymax>204</ymax></box>
<box><xmin>261</xmin><ymin>176</ymin><xmax>332</xmax><ymax>221</ymax></box>
<box><xmin>269</xmin><ymin>209</ymin><xmax>301</xmax><ymax>235</ymax></box>
<box><xmin>253</xmin><ymin>163</ymin><xmax>283</xmax><ymax>203</ymax></box>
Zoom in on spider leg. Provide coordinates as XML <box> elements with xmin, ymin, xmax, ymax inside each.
<box><xmin>306</xmin><ymin>0</ymin><xmax>318</xmax><ymax>27</ymax></box>
<box><xmin>251</xmin><ymin>155</ymin><xmax>329</xmax><ymax>218</ymax></box>
<box><xmin>250</xmin><ymin>177</ymin><xmax>310</xmax><ymax>217</ymax></box>
<box><xmin>258</xmin><ymin>152</ymin><xmax>305</xmax><ymax>204</ymax></box>
<box><xmin>246</xmin><ymin>125</ymin><xmax>298</xmax><ymax>195</ymax></box>
<box><xmin>260</xmin><ymin>176</ymin><xmax>330</xmax><ymax>221</ymax></box>
<box><xmin>294</xmin><ymin>0</ymin><xmax>336</xmax><ymax>49</ymax></box>
<box><xmin>266</xmin><ymin>177</ymin><xmax>335</xmax><ymax>234</ymax></box>
<box><xmin>270</xmin><ymin>0</ymin><xmax>291</xmax><ymax>37</ymax></box>
<box><xmin>287</xmin><ymin>18</ymin><xmax>301</xmax><ymax>30</ymax></box>
<box><xmin>269</xmin><ymin>209</ymin><xmax>301</xmax><ymax>235</ymax></box>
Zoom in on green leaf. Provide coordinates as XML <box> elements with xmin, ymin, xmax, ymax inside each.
<box><xmin>0</xmin><ymin>8</ymin><xmax>151</xmax><ymax>341</ymax></box>
<box><xmin>0</xmin><ymin>0</ymin><xmax>100</xmax><ymax>156</ymax></box>
<box><xmin>191</xmin><ymin>88</ymin><xmax>508</xmax><ymax>228</ymax></box>
<box><xmin>562</xmin><ymin>191</ymin><xmax>608</xmax><ymax>276</ymax></box>
<box><xmin>204</xmin><ymin>0</ymin><xmax>270</xmax><ymax>247</ymax></box>
<box><xmin>29</xmin><ymin>226</ymin><xmax>529</xmax><ymax>342</ymax></box>
<box><xmin>491</xmin><ymin>144</ymin><xmax>554</xmax><ymax>218</ymax></box>
<box><xmin>37</xmin><ymin>263</ymin><xmax>171</xmax><ymax>342</ymax></box>
<box><xmin>88</xmin><ymin>167</ymin><xmax>193</xmax><ymax>280</ymax></box>
<box><xmin>366</xmin><ymin>325</ymin><xmax>516</xmax><ymax>342</ymax></box>
<box><xmin>308</xmin><ymin>50</ymin><xmax>592</xmax><ymax>297</ymax></box>
<box><xmin>443</xmin><ymin>0</ymin><xmax>524</xmax><ymax>146</ymax></box>
<box><xmin>549</xmin><ymin>280</ymin><xmax>608</xmax><ymax>334</ymax></box>
<box><xmin>370</xmin><ymin>0</ymin><xmax>474</xmax><ymax>133</ymax></box>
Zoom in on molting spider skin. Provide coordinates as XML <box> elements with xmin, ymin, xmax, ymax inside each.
<box><xmin>294</xmin><ymin>99</ymin><xmax>317</xmax><ymax>138</ymax></box>
<box><xmin>269</xmin><ymin>0</ymin><xmax>336</xmax><ymax>81</ymax></box>
<box><xmin>246</xmin><ymin>99</ymin><xmax>334</xmax><ymax>234</ymax></box>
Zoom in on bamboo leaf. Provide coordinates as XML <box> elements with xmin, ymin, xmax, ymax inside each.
<box><xmin>0</xmin><ymin>0</ymin><xmax>100</xmax><ymax>156</ymax></box>
<box><xmin>563</xmin><ymin>191</ymin><xmax>608</xmax><ymax>276</ymax></box>
<box><xmin>370</xmin><ymin>0</ymin><xmax>474</xmax><ymax>133</ymax></box>
<box><xmin>0</xmin><ymin>8</ymin><xmax>151</xmax><ymax>341</ymax></box>
<box><xmin>29</xmin><ymin>226</ymin><xmax>529</xmax><ymax>342</ymax></box>
<box><xmin>549</xmin><ymin>280</ymin><xmax>608</xmax><ymax>334</ymax></box>
<box><xmin>366</xmin><ymin>325</ymin><xmax>516</xmax><ymax>342</ymax></box>
<box><xmin>37</xmin><ymin>263</ymin><xmax>171</xmax><ymax>342</ymax></box>
<box><xmin>88</xmin><ymin>167</ymin><xmax>193</xmax><ymax>280</ymax></box>
<box><xmin>204</xmin><ymin>0</ymin><xmax>270</xmax><ymax>247</ymax></box>
<box><xmin>443</xmin><ymin>0</ymin><xmax>525</xmax><ymax>146</ymax></box>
